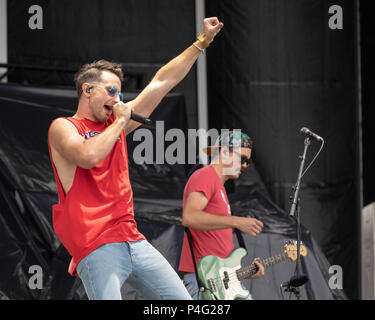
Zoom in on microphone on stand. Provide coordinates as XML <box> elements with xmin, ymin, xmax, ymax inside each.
<box><xmin>300</xmin><ymin>127</ymin><xmax>323</xmax><ymax>141</ymax></box>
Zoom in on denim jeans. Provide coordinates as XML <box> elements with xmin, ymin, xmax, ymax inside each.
<box><xmin>183</xmin><ymin>272</ymin><xmax>253</xmax><ymax>300</ymax></box>
<box><xmin>76</xmin><ymin>240</ymin><xmax>192</xmax><ymax>300</ymax></box>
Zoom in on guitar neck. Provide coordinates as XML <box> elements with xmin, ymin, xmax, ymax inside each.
<box><xmin>236</xmin><ymin>252</ymin><xmax>289</xmax><ymax>281</ymax></box>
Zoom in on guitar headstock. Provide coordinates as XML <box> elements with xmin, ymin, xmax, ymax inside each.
<box><xmin>284</xmin><ymin>241</ymin><xmax>307</xmax><ymax>261</ymax></box>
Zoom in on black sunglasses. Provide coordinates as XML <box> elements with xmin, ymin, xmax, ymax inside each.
<box><xmin>233</xmin><ymin>151</ymin><xmax>251</xmax><ymax>166</ymax></box>
<box><xmin>241</xmin><ymin>155</ymin><xmax>251</xmax><ymax>166</ymax></box>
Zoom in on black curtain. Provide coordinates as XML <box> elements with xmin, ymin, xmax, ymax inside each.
<box><xmin>206</xmin><ymin>0</ymin><xmax>360</xmax><ymax>299</ymax></box>
<box><xmin>360</xmin><ymin>1</ymin><xmax>375</xmax><ymax>207</ymax></box>
<box><xmin>7</xmin><ymin>0</ymin><xmax>198</xmax><ymax>128</ymax></box>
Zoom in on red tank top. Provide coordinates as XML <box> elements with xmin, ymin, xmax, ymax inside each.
<box><xmin>48</xmin><ymin>115</ymin><xmax>145</xmax><ymax>276</ymax></box>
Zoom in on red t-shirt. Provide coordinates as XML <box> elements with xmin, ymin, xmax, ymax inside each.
<box><xmin>178</xmin><ymin>165</ymin><xmax>234</xmax><ymax>273</ymax></box>
<box><xmin>48</xmin><ymin>115</ymin><xmax>145</xmax><ymax>276</ymax></box>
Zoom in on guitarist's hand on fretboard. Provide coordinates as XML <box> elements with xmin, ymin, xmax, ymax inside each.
<box><xmin>249</xmin><ymin>258</ymin><xmax>264</xmax><ymax>279</ymax></box>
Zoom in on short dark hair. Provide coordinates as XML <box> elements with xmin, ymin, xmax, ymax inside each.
<box><xmin>74</xmin><ymin>60</ymin><xmax>124</xmax><ymax>99</ymax></box>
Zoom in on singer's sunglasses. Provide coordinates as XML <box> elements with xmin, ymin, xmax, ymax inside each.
<box><xmin>87</xmin><ymin>84</ymin><xmax>123</xmax><ymax>101</ymax></box>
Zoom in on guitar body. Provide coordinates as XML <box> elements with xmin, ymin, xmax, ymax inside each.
<box><xmin>196</xmin><ymin>242</ymin><xmax>307</xmax><ymax>300</ymax></box>
<box><xmin>197</xmin><ymin>247</ymin><xmax>250</xmax><ymax>300</ymax></box>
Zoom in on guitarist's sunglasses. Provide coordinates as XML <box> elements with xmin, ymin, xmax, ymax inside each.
<box><xmin>233</xmin><ymin>151</ymin><xmax>251</xmax><ymax>166</ymax></box>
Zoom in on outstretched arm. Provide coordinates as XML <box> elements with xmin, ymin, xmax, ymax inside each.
<box><xmin>125</xmin><ymin>17</ymin><xmax>224</xmax><ymax>135</ymax></box>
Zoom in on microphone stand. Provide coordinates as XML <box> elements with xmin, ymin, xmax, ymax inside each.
<box><xmin>284</xmin><ymin>137</ymin><xmax>311</xmax><ymax>299</ymax></box>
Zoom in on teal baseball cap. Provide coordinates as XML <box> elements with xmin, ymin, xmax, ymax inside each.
<box><xmin>204</xmin><ymin>130</ymin><xmax>253</xmax><ymax>156</ymax></box>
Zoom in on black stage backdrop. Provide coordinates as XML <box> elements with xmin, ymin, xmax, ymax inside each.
<box><xmin>7</xmin><ymin>0</ymin><xmax>199</xmax><ymax>128</ymax></box>
<box><xmin>205</xmin><ymin>0</ymin><xmax>360</xmax><ymax>299</ymax></box>
<box><xmin>0</xmin><ymin>83</ymin><xmax>346</xmax><ymax>300</ymax></box>
<box><xmin>5</xmin><ymin>0</ymin><xmax>361</xmax><ymax>299</ymax></box>
<box><xmin>360</xmin><ymin>1</ymin><xmax>375</xmax><ymax>207</ymax></box>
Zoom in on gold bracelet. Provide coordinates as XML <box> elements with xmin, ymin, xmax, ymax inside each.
<box><xmin>193</xmin><ymin>42</ymin><xmax>204</xmax><ymax>54</ymax></box>
<box><xmin>197</xmin><ymin>34</ymin><xmax>210</xmax><ymax>49</ymax></box>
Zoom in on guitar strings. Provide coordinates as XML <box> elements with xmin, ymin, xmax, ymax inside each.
<box><xmin>207</xmin><ymin>260</ymin><xmax>261</xmax><ymax>281</ymax></box>
<box><xmin>207</xmin><ymin>264</ymin><xmax>258</xmax><ymax>283</ymax></box>
<box><xmin>203</xmin><ymin>260</ymin><xmax>278</xmax><ymax>291</ymax></box>
<box><xmin>206</xmin><ymin>255</ymin><xmax>286</xmax><ymax>283</ymax></box>
<box><xmin>206</xmin><ymin>263</ymin><xmax>266</xmax><ymax>289</ymax></box>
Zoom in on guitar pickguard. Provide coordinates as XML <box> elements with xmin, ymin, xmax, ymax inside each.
<box><xmin>198</xmin><ymin>247</ymin><xmax>250</xmax><ymax>300</ymax></box>
<box><xmin>218</xmin><ymin>265</ymin><xmax>250</xmax><ymax>300</ymax></box>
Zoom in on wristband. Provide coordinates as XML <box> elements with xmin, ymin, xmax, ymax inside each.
<box><xmin>197</xmin><ymin>34</ymin><xmax>210</xmax><ymax>49</ymax></box>
<box><xmin>193</xmin><ymin>42</ymin><xmax>204</xmax><ymax>53</ymax></box>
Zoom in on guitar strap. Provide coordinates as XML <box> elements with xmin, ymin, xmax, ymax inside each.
<box><xmin>184</xmin><ymin>227</ymin><xmax>207</xmax><ymax>294</ymax></box>
<box><xmin>234</xmin><ymin>228</ymin><xmax>247</xmax><ymax>250</ymax></box>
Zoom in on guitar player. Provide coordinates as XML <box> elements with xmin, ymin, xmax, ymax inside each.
<box><xmin>178</xmin><ymin>130</ymin><xmax>265</xmax><ymax>300</ymax></box>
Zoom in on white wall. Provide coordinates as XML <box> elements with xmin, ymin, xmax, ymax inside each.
<box><xmin>0</xmin><ymin>0</ymin><xmax>7</xmax><ymax>82</ymax></box>
<box><xmin>195</xmin><ymin>0</ymin><xmax>208</xmax><ymax>165</ymax></box>
<box><xmin>362</xmin><ymin>202</ymin><xmax>375</xmax><ymax>299</ymax></box>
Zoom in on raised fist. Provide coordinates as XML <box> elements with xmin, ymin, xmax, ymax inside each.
<box><xmin>202</xmin><ymin>17</ymin><xmax>224</xmax><ymax>45</ymax></box>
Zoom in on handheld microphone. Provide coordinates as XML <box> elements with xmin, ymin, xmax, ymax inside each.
<box><xmin>281</xmin><ymin>275</ymin><xmax>308</xmax><ymax>288</ymax></box>
<box><xmin>300</xmin><ymin>127</ymin><xmax>323</xmax><ymax>141</ymax></box>
<box><xmin>131</xmin><ymin>111</ymin><xmax>152</xmax><ymax>125</ymax></box>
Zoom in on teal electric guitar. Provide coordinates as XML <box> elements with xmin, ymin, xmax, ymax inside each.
<box><xmin>197</xmin><ymin>242</ymin><xmax>307</xmax><ymax>300</ymax></box>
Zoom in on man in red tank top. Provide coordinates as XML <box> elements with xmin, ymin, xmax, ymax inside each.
<box><xmin>179</xmin><ymin>131</ymin><xmax>265</xmax><ymax>300</ymax></box>
<box><xmin>48</xmin><ymin>17</ymin><xmax>224</xmax><ymax>300</ymax></box>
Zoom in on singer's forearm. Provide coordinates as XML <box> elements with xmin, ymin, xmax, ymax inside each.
<box><xmin>152</xmin><ymin>43</ymin><xmax>201</xmax><ymax>90</ymax></box>
<box><xmin>125</xmin><ymin>44</ymin><xmax>202</xmax><ymax>134</ymax></box>
<box><xmin>49</xmin><ymin>117</ymin><xmax>127</xmax><ymax>170</ymax></box>
<box><xmin>80</xmin><ymin>117</ymin><xmax>127</xmax><ymax>167</ymax></box>
<box><xmin>65</xmin><ymin>117</ymin><xmax>126</xmax><ymax>169</ymax></box>
<box><xmin>135</xmin><ymin>43</ymin><xmax>201</xmax><ymax>112</ymax></box>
